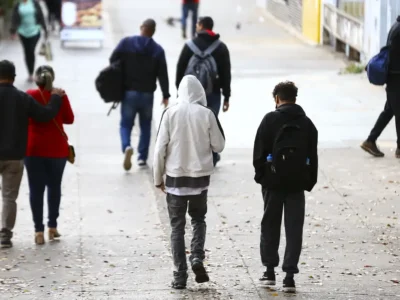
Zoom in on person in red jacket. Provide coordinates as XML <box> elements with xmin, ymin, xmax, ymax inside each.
<box><xmin>182</xmin><ymin>0</ymin><xmax>199</xmax><ymax>39</ymax></box>
<box><xmin>25</xmin><ymin>65</ymin><xmax>74</xmax><ymax>245</ymax></box>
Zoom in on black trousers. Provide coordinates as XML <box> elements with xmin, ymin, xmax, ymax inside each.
<box><xmin>368</xmin><ymin>78</ymin><xmax>400</xmax><ymax>148</ymax></box>
<box><xmin>260</xmin><ymin>188</ymin><xmax>305</xmax><ymax>274</ymax></box>
<box><xmin>45</xmin><ymin>0</ymin><xmax>61</xmax><ymax>23</ymax></box>
<box><xmin>19</xmin><ymin>33</ymin><xmax>40</xmax><ymax>76</ymax></box>
<box><xmin>367</xmin><ymin>100</ymin><xmax>394</xmax><ymax>144</ymax></box>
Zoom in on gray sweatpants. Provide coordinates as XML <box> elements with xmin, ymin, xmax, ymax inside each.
<box><xmin>0</xmin><ymin>160</ymin><xmax>24</xmax><ymax>231</ymax></box>
<box><xmin>166</xmin><ymin>191</ymin><xmax>207</xmax><ymax>275</ymax></box>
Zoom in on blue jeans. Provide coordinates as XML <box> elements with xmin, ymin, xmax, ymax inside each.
<box><xmin>24</xmin><ymin>157</ymin><xmax>67</xmax><ymax>232</ymax></box>
<box><xmin>206</xmin><ymin>93</ymin><xmax>222</xmax><ymax>166</ymax></box>
<box><xmin>182</xmin><ymin>3</ymin><xmax>199</xmax><ymax>37</ymax></box>
<box><xmin>120</xmin><ymin>91</ymin><xmax>154</xmax><ymax>161</ymax></box>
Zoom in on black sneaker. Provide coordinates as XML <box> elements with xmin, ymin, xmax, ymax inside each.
<box><xmin>259</xmin><ymin>270</ymin><xmax>276</xmax><ymax>286</ymax></box>
<box><xmin>171</xmin><ymin>272</ymin><xmax>188</xmax><ymax>290</ymax></box>
<box><xmin>283</xmin><ymin>277</ymin><xmax>296</xmax><ymax>293</ymax></box>
<box><xmin>182</xmin><ymin>31</ymin><xmax>187</xmax><ymax>39</ymax></box>
<box><xmin>191</xmin><ymin>259</ymin><xmax>209</xmax><ymax>283</ymax></box>
<box><xmin>137</xmin><ymin>160</ymin><xmax>147</xmax><ymax>167</ymax></box>
<box><xmin>361</xmin><ymin>141</ymin><xmax>384</xmax><ymax>157</ymax></box>
<box><xmin>0</xmin><ymin>229</ymin><xmax>13</xmax><ymax>249</ymax></box>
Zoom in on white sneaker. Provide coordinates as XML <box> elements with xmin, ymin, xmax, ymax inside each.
<box><xmin>123</xmin><ymin>147</ymin><xmax>134</xmax><ymax>171</ymax></box>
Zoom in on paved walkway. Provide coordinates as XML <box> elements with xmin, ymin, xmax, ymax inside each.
<box><xmin>0</xmin><ymin>0</ymin><xmax>399</xmax><ymax>299</ymax></box>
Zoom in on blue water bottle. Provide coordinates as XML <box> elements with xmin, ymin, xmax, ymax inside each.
<box><xmin>267</xmin><ymin>154</ymin><xmax>273</xmax><ymax>162</ymax></box>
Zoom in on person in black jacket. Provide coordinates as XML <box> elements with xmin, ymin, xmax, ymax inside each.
<box><xmin>10</xmin><ymin>0</ymin><xmax>48</xmax><ymax>82</ymax></box>
<box><xmin>0</xmin><ymin>60</ymin><xmax>64</xmax><ymax>248</ymax></box>
<box><xmin>361</xmin><ymin>16</ymin><xmax>400</xmax><ymax>158</ymax></box>
<box><xmin>176</xmin><ymin>16</ymin><xmax>231</xmax><ymax>166</ymax></box>
<box><xmin>110</xmin><ymin>18</ymin><xmax>170</xmax><ymax>170</ymax></box>
<box><xmin>253</xmin><ymin>81</ymin><xmax>318</xmax><ymax>293</ymax></box>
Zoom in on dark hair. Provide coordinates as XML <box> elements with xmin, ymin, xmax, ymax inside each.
<box><xmin>35</xmin><ymin>65</ymin><xmax>55</xmax><ymax>90</ymax></box>
<box><xmin>198</xmin><ymin>16</ymin><xmax>214</xmax><ymax>30</ymax></box>
<box><xmin>272</xmin><ymin>81</ymin><xmax>298</xmax><ymax>103</ymax></box>
<box><xmin>142</xmin><ymin>18</ymin><xmax>156</xmax><ymax>35</ymax></box>
<box><xmin>0</xmin><ymin>60</ymin><xmax>16</xmax><ymax>81</ymax></box>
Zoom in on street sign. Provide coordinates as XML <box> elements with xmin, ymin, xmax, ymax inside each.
<box><xmin>60</xmin><ymin>0</ymin><xmax>104</xmax><ymax>45</ymax></box>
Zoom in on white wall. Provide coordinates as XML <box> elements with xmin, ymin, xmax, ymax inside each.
<box><xmin>256</xmin><ymin>0</ymin><xmax>267</xmax><ymax>9</ymax></box>
<box><xmin>363</xmin><ymin>0</ymin><xmax>382</xmax><ymax>61</ymax></box>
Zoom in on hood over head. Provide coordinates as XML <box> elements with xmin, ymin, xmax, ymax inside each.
<box><xmin>397</xmin><ymin>16</ymin><xmax>400</xmax><ymax>22</ymax></box>
<box><xmin>276</xmin><ymin>103</ymin><xmax>306</xmax><ymax>117</ymax></box>
<box><xmin>177</xmin><ymin>75</ymin><xmax>206</xmax><ymax>105</ymax></box>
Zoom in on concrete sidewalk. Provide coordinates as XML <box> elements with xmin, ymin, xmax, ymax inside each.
<box><xmin>0</xmin><ymin>0</ymin><xmax>399</xmax><ymax>299</ymax></box>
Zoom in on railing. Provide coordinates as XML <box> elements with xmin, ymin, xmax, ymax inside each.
<box><xmin>323</xmin><ymin>3</ymin><xmax>363</xmax><ymax>52</ymax></box>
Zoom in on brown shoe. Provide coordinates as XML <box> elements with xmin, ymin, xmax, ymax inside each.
<box><xmin>35</xmin><ymin>232</ymin><xmax>45</xmax><ymax>245</ymax></box>
<box><xmin>396</xmin><ymin>148</ymin><xmax>400</xmax><ymax>158</ymax></box>
<box><xmin>361</xmin><ymin>141</ymin><xmax>384</xmax><ymax>157</ymax></box>
<box><xmin>48</xmin><ymin>228</ymin><xmax>61</xmax><ymax>241</ymax></box>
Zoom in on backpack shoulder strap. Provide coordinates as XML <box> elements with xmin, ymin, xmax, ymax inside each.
<box><xmin>204</xmin><ymin>40</ymin><xmax>221</xmax><ymax>56</ymax></box>
<box><xmin>186</xmin><ymin>40</ymin><xmax>203</xmax><ymax>57</ymax></box>
<box><xmin>272</xmin><ymin>114</ymin><xmax>306</xmax><ymax>147</ymax></box>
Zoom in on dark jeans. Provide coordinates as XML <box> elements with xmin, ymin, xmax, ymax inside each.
<box><xmin>207</xmin><ymin>93</ymin><xmax>221</xmax><ymax>165</ymax></box>
<box><xmin>260</xmin><ymin>188</ymin><xmax>305</xmax><ymax>274</ymax></box>
<box><xmin>19</xmin><ymin>33</ymin><xmax>40</xmax><ymax>76</ymax></box>
<box><xmin>167</xmin><ymin>191</ymin><xmax>207</xmax><ymax>276</ymax></box>
<box><xmin>120</xmin><ymin>91</ymin><xmax>154</xmax><ymax>161</ymax></box>
<box><xmin>24</xmin><ymin>157</ymin><xmax>67</xmax><ymax>232</ymax></box>
<box><xmin>182</xmin><ymin>3</ymin><xmax>199</xmax><ymax>37</ymax></box>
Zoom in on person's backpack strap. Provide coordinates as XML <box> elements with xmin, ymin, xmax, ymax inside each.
<box><xmin>186</xmin><ymin>40</ymin><xmax>221</xmax><ymax>57</ymax></box>
<box><xmin>186</xmin><ymin>40</ymin><xmax>203</xmax><ymax>57</ymax></box>
<box><xmin>272</xmin><ymin>114</ymin><xmax>306</xmax><ymax>148</ymax></box>
<box><xmin>204</xmin><ymin>40</ymin><xmax>221</xmax><ymax>56</ymax></box>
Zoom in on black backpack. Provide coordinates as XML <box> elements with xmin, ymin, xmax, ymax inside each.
<box><xmin>95</xmin><ymin>61</ymin><xmax>124</xmax><ymax>103</ymax></box>
<box><xmin>184</xmin><ymin>40</ymin><xmax>221</xmax><ymax>95</ymax></box>
<box><xmin>265</xmin><ymin>116</ymin><xmax>310</xmax><ymax>191</ymax></box>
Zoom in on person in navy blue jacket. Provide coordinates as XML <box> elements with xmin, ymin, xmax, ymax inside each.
<box><xmin>110</xmin><ymin>19</ymin><xmax>170</xmax><ymax>171</ymax></box>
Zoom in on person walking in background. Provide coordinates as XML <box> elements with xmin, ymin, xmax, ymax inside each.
<box><xmin>0</xmin><ymin>60</ymin><xmax>64</xmax><ymax>248</ymax></box>
<box><xmin>44</xmin><ymin>0</ymin><xmax>62</xmax><ymax>31</ymax></box>
<box><xmin>176</xmin><ymin>16</ymin><xmax>231</xmax><ymax>166</ymax></box>
<box><xmin>361</xmin><ymin>16</ymin><xmax>400</xmax><ymax>158</ymax></box>
<box><xmin>181</xmin><ymin>0</ymin><xmax>199</xmax><ymax>39</ymax></box>
<box><xmin>153</xmin><ymin>75</ymin><xmax>225</xmax><ymax>289</ymax></box>
<box><xmin>25</xmin><ymin>65</ymin><xmax>74</xmax><ymax>245</ymax></box>
<box><xmin>253</xmin><ymin>82</ymin><xmax>318</xmax><ymax>293</ymax></box>
<box><xmin>110</xmin><ymin>18</ymin><xmax>170</xmax><ymax>171</ymax></box>
<box><xmin>10</xmin><ymin>0</ymin><xmax>48</xmax><ymax>82</ymax></box>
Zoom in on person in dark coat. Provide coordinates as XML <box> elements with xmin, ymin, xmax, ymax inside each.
<box><xmin>253</xmin><ymin>81</ymin><xmax>318</xmax><ymax>293</ymax></box>
<box><xmin>110</xmin><ymin>19</ymin><xmax>170</xmax><ymax>170</ymax></box>
<box><xmin>361</xmin><ymin>16</ymin><xmax>400</xmax><ymax>158</ymax></box>
<box><xmin>176</xmin><ymin>16</ymin><xmax>231</xmax><ymax>166</ymax></box>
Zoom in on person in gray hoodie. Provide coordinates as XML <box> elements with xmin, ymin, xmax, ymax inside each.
<box><xmin>153</xmin><ymin>75</ymin><xmax>225</xmax><ymax>289</ymax></box>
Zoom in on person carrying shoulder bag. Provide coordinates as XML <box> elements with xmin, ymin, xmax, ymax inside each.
<box><xmin>25</xmin><ymin>65</ymin><xmax>75</xmax><ymax>245</ymax></box>
<box><xmin>10</xmin><ymin>0</ymin><xmax>48</xmax><ymax>82</ymax></box>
